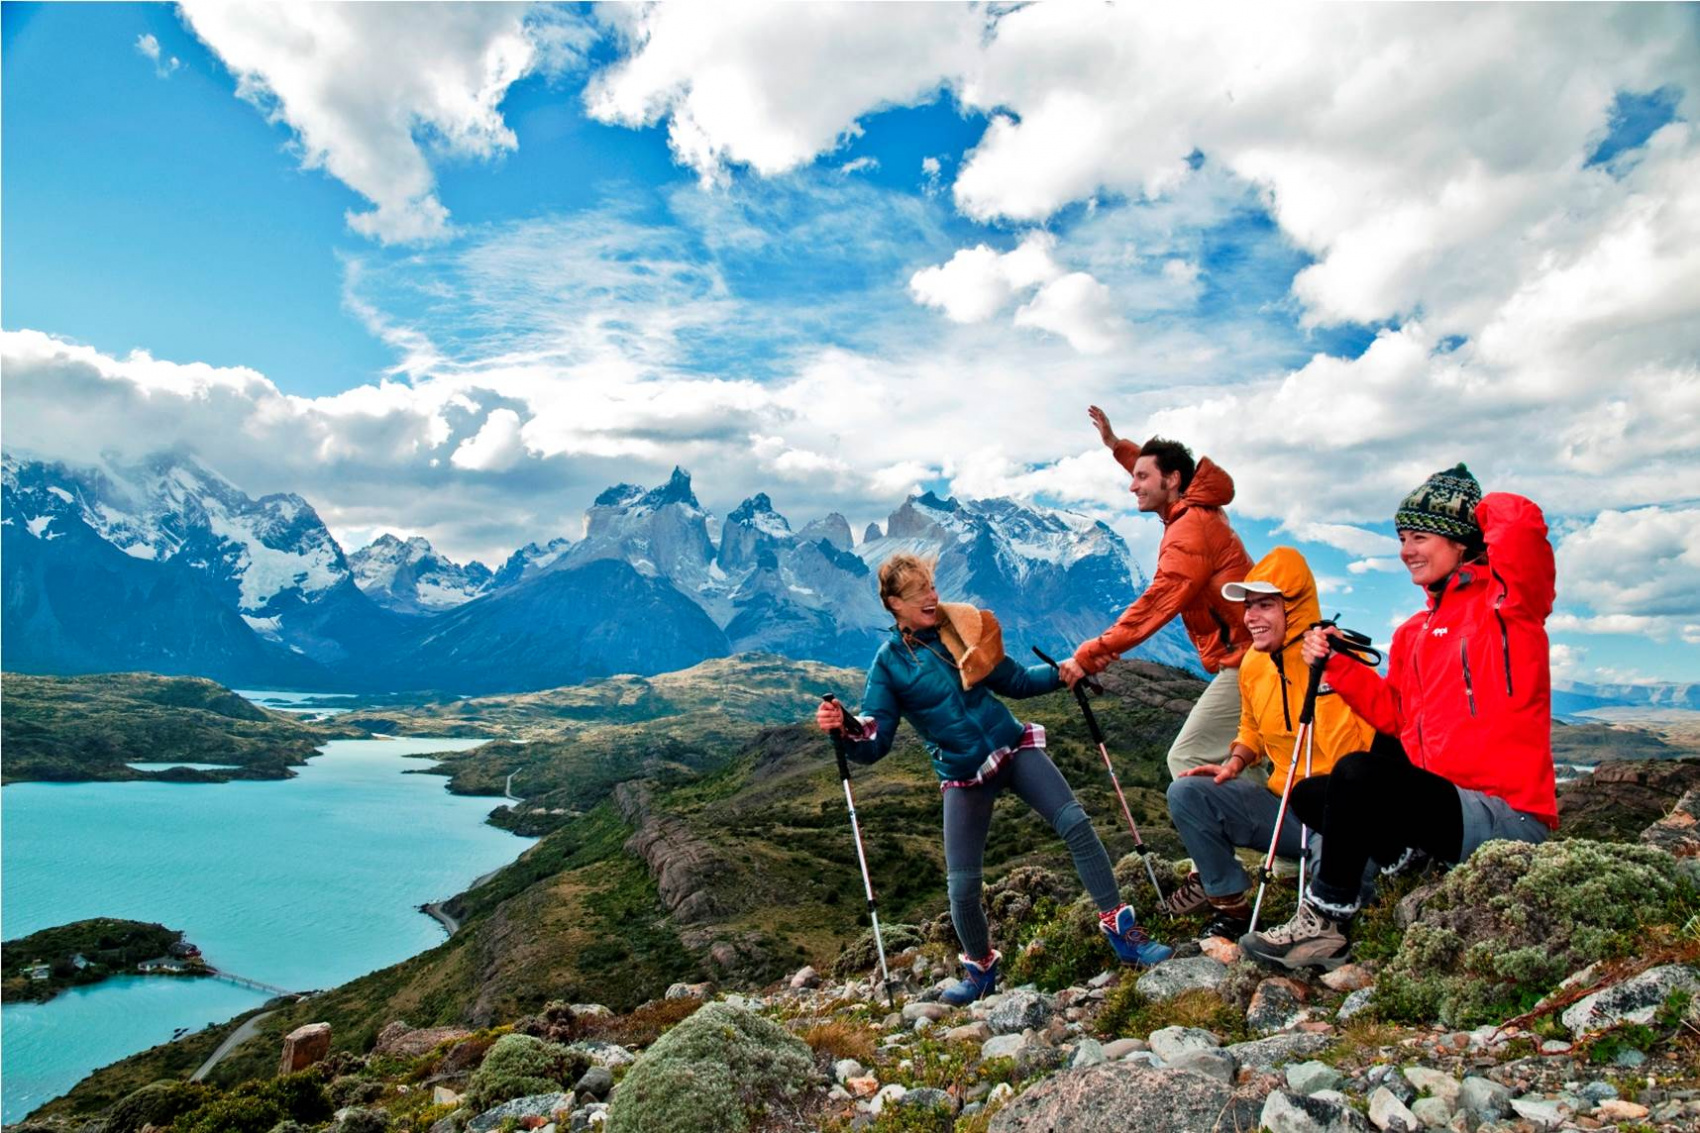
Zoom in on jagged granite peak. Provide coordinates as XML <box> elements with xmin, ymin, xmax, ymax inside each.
<box><xmin>594</xmin><ymin>483</ymin><xmax>646</xmax><ymax>508</ymax></box>
<box><xmin>492</xmin><ymin>537</ymin><xmax>574</xmax><ymax>590</ymax></box>
<box><xmin>641</xmin><ymin>466</ymin><xmax>701</xmax><ymax>511</ymax></box>
<box><xmin>719</xmin><ymin>493</ymin><xmax>796</xmax><ymax>574</ymax></box>
<box><xmin>862</xmin><ymin>521</ymin><xmax>884</xmax><ymax>544</ymax></box>
<box><xmin>349</xmin><ymin>533</ymin><xmax>494</xmax><ymax>615</ymax></box>
<box><xmin>797</xmin><ymin>513</ymin><xmax>853</xmax><ymax>552</ymax></box>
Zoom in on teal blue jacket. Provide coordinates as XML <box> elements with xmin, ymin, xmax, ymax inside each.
<box><xmin>846</xmin><ymin>625</ymin><xmax>1061</xmax><ymax>782</ymax></box>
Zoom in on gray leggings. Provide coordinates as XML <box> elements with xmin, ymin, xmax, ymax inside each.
<box><xmin>943</xmin><ymin>747</ymin><xmax>1122</xmax><ymax>959</ymax></box>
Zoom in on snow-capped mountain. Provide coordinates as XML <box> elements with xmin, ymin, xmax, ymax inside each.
<box><xmin>348</xmin><ymin>534</ymin><xmax>494</xmax><ymax>615</ymax></box>
<box><xmin>3</xmin><ymin>451</ymin><xmax>402</xmax><ymax>675</ymax></box>
<box><xmin>2</xmin><ymin>451</ymin><xmax>1198</xmax><ymax>692</ymax></box>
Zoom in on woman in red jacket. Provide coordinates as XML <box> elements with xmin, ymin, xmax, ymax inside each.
<box><xmin>1242</xmin><ymin>464</ymin><xmax>1558</xmax><ymax>972</ymax></box>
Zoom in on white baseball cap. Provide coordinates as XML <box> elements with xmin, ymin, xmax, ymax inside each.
<box><xmin>1221</xmin><ymin>579</ymin><xmax>1284</xmax><ymax>602</ymax></box>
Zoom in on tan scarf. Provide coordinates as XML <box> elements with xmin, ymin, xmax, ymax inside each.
<box><xmin>936</xmin><ymin>603</ymin><xmax>1006</xmax><ymax>691</ymax></box>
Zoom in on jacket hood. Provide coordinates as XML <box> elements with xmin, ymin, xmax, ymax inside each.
<box><xmin>1171</xmin><ymin>457</ymin><xmax>1235</xmax><ymax>517</ymax></box>
<box><xmin>1243</xmin><ymin>546</ymin><xmax>1323</xmax><ymax>650</ymax></box>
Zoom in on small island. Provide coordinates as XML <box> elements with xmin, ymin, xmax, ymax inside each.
<box><xmin>2</xmin><ymin>918</ymin><xmax>209</xmax><ymax>1003</ymax></box>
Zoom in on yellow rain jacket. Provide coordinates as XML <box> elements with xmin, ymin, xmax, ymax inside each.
<box><xmin>1232</xmin><ymin>547</ymin><xmax>1375</xmax><ymax>796</ymax></box>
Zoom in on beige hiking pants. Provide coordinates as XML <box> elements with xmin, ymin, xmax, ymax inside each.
<box><xmin>1165</xmin><ymin>665</ymin><xmax>1253</xmax><ymax>781</ymax></box>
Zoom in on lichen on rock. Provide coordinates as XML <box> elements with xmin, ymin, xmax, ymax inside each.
<box><xmin>604</xmin><ymin>1001</ymin><xmax>815</xmax><ymax>1133</ymax></box>
<box><xmin>1375</xmin><ymin>838</ymin><xmax>1686</xmax><ymax>1026</ymax></box>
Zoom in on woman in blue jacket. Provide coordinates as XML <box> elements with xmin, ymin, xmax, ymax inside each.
<box><xmin>816</xmin><ymin>553</ymin><xmax>1171</xmax><ymax>1004</ymax></box>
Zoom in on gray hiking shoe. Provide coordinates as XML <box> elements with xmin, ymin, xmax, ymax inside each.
<box><xmin>1165</xmin><ymin>871</ymin><xmax>1211</xmax><ymax>917</ymax></box>
<box><xmin>1239</xmin><ymin>901</ymin><xmax>1351</xmax><ymax>972</ymax></box>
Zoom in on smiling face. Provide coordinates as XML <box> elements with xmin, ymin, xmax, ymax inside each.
<box><xmin>1399</xmin><ymin>529</ymin><xmax>1467</xmax><ymax>588</ymax></box>
<box><xmin>886</xmin><ymin>577</ymin><xmax>940</xmax><ymax>632</ymax></box>
<box><xmin>1131</xmin><ymin>455</ymin><xmax>1182</xmax><ymax>514</ymax></box>
<box><xmin>1242</xmin><ymin>591</ymin><xmax>1288</xmax><ymax>653</ymax></box>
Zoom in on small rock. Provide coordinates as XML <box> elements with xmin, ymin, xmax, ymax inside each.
<box><xmin>1539</xmin><ymin>1039</ymin><xmax>1572</xmax><ymax>1054</ymax></box>
<box><xmin>1410</xmin><ymin>1097</ymin><xmax>1453</xmax><ymax>1127</ymax></box>
<box><xmin>1287</xmin><ymin>1061</ymin><xmax>1343</xmax><ymax>1095</ymax></box>
<box><xmin>1321</xmin><ymin>964</ymin><xmax>1375</xmax><ymax>992</ymax></box>
<box><xmin>1224</xmin><ymin>1031</ymin><xmax>1333</xmax><ymax>1072</ymax></box>
<box><xmin>1403</xmin><ymin>1067</ymin><xmax>1461</xmax><ymax>1106</ymax></box>
<box><xmin>946</xmin><ymin>1021</ymin><xmax>991</xmax><ymax>1043</ymax></box>
<box><xmin>1369</xmin><ymin>1087</ymin><xmax>1419</xmax><ymax>1131</ymax></box>
<box><xmin>432</xmin><ymin>1087</ymin><xmax>462</xmax><ymax>1106</ymax></box>
<box><xmin>1614</xmin><ymin>1047</ymin><xmax>1647</xmax><ymax>1068</ymax></box>
<box><xmin>902</xmin><ymin>1001</ymin><xmax>949</xmax><ymax>1023</ymax></box>
<box><xmin>279</xmin><ymin>1022</ymin><xmax>332</xmax><ymax>1075</ymax></box>
<box><xmin>1458</xmin><ymin>1077</ymin><xmax>1512</xmax><ymax>1122</ymax></box>
<box><xmin>988</xmin><ymin>1081</ymin><xmax>1015</xmax><ymax>1107</ymax></box>
<box><xmin>1261</xmin><ymin>1089</ymin><xmax>1373</xmax><ymax>1132</ymax></box>
<box><xmin>870</xmin><ymin>1084</ymin><xmax>907</xmax><ymax>1116</ymax></box>
<box><xmin>1101</xmin><ymin>1038</ymin><xmax>1143</xmax><ymax>1059</ymax></box>
<box><xmin>1199</xmin><ymin>936</ymin><xmax>1241</xmax><ymax>965</ymax></box>
<box><xmin>988</xmin><ymin>989</ymin><xmax>1055</xmax><ymax>1035</ymax></box>
<box><xmin>1071</xmin><ymin>1038</ymin><xmax>1106</xmax><ymax>1068</ymax></box>
<box><xmin>834</xmin><ymin>1059</ymin><xmax>866</xmax><ymax>1084</ymax></box>
<box><xmin>1148</xmin><ymin>1025</ymin><xmax>1222</xmax><ymax>1062</ymax></box>
<box><xmin>1509</xmin><ymin>1096</ymin><xmax>1573</xmax><ymax>1129</ymax></box>
<box><xmin>1169</xmin><ymin>1048</ymin><xmax>1236</xmax><ymax>1084</ymax></box>
<box><xmin>789</xmin><ymin>966</ymin><xmax>820</xmax><ymax>990</ymax></box>
<box><xmin>1560</xmin><ymin>964</ymin><xmax>1700</xmax><ymax>1037</ymax></box>
<box><xmin>982</xmin><ymin>1033</ymin><xmax>1028</xmax><ymax>1060</ymax></box>
<box><xmin>1336</xmin><ymin>988</ymin><xmax>1375</xmax><ymax>1023</ymax></box>
<box><xmin>1593</xmin><ymin>1098</ymin><xmax>1648</xmax><ymax>1121</ymax></box>
<box><xmin>566</xmin><ymin>1041</ymin><xmax>635</xmax><ymax>1071</ymax></box>
<box><xmin>1087</xmin><ymin>970</ymin><xmax>1116</xmax><ymax>989</ymax></box>
<box><xmin>1135</xmin><ymin>956</ymin><xmax>1229</xmax><ymax>1001</ymax></box>
<box><xmin>846</xmin><ymin>1075</ymin><xmax>880</xmax><ymax>1098</ymax></box>
<box><xmin>898</xmin><ymin>1086</ymin><xmax>955</xmax><ymax>1113</ymax></box>
<box><xmin>467</xmin><ymin>1094</ymin><xmax>573</xmax><ymax>1133</ymax></box>
<box><xmin>1575</xmin><ymin>1081</ymin><xmax>1617</xmax><ymax>1104</ymax></box>
<box><xmin>1247</xmin><ymin>978</ymin><xmax>1311</xmax><ymax>1034</ymax></box>
<box><xmin>571</xmin><ymin>1067</ymin><xmax>612</xmax><ymax>1101</ymax></box>
<box><xmin>663</xmin><ymin>981</ymin><xmax>713</xmax><ymax>1000</ymax></box>
<box><xmin>569</xmin><ymin>1003</ymin><xmax>612</xmax><ymax>1019</ymax></box>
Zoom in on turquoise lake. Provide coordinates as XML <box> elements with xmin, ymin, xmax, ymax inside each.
<box><xmin>1</xmin><ymin>735</ymin><xmax>533</xmax><ymax>1123</ymax></box>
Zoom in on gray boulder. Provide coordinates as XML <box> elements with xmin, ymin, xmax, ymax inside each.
<box><xmin>1136</xmin><ymin>956</ymin><xmax>1229</xmax><ymax>1001</ymax></box>
<box><xmin>1223</xmin><ymin>1031</ymin><xmax>1333</xmax><ymax>1072</ymax></box>
<box><xmin>1287</xmin><ymin>1061</ymin><xmax>1343</xmax><ymax>1095</ymax></box>
<box><xmin>1458</xmin><ymin>1077</ymin><xmax>1513</xmax><ymax>1123</ymax></box>
<box><xmin>987</xmin><ymin>989</ymin><xmax>1055</xmax><ymax>1035</ymax></box>
<box><xmin>467</xmin><ymin>1093</ymin><xmax>573</xmax><ymax>1133</ymax></box>
<box><xmin>1168</xmin><ymin>1048</ymin><xmax>1236</xmax><ymax>1084</ymax></box>
<box><xmin>1560</xmin><ymin>964</ymin><xmax>1700</xmax><ymax>1037</ymax></box>
<box><xmin>989</xmin><ymin>1064</ymin><xmax>1262</xmax><ymax>1132</ymax></box>
<box><xmin>1148</xmin><ymin>1025</ymin><xmax>1222</xmax><ymax>1062</ymax></box>
<box><xmin>1261</xmin><ymin>1090</ymin><xmax>1374</xmax><ymax>1133</ymax></box>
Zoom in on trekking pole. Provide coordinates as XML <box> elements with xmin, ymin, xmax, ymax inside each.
<box><xmin>1032</xmin><ymin>647</ymin><xmax>1169</xmax><ymax>913</ymax></box>
<box><xmin>1248</xmin><ymin>620</ymin><xmax>1383</xmax><ymax>934</ymax></box>
<box><xmin>821</xmin><ymin>694</ymin><xmax>895</xmax><ymax>1010</ymax></box>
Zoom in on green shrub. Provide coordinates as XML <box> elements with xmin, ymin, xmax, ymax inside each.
<box><xmin>1003</xmin><ymin>898</ymin><xmax>1108</xmax><ymax>991</ymax></box>
<box><xmin>1375</xmin><ymin>839</ymin><xmax>1685</xmax><ymax>1027</ymax></box>
<box><xmin>168</xmin><ymin>1071</ymin><xmax>332</xmax><ymax>1133</ymax></box>
<box><xmin>329</xmin><ymin>1075</ymin><xmax>385</xmax><ymax>1108</ymax></box>
<box><xmin>106</xmin><ymin>1080</ymin><xmax>212</xmax><ymax>1133</ymax></box>
<box><xmin>463</xmin><ymin>1033</ymin><xmax>587</xmax><ymax>1115</ymax></box>
<box><xmin>605</xmin><ymin>1003</ymin><xmax>815</xmax><ymax>1133</ymax></box>
<box><xmin>332</xmin><ymin>1106</ymin><xmax>391</xmax><ymax>1133</ymax></box>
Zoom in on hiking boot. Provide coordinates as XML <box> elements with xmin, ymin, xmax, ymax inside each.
<box><xmin>1199</xmin><ymin>906</ymin><xmax>1251</xmax><ymax>942</ymax></box>
<box><xmin>938</xmin><ymin>950</ymin><xmax>1001</xmax><ymax>1006</ymax></box>
<box><xmin>1100</xmin><ymin>905</ymin><xmax>1174</xmax><ymax>967</ymax></box>
<box><xmin>1239</xmin><ymin>901</ymin><xmax>1351</xmax><ymax>972</ymax></box>
<box><xmin>1164</xmin><ymin>871</ymin><xmax>1211</xmax><ymax>917</ymax></box>
<box><xmin>1378</xmin><ymin>846</ymin><xmax>1432</xmax><ymax>878</ymax></box>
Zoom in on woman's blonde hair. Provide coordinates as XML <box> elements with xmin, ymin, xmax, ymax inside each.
<box><xmin>878</xmin><ymin>553</ymin><xmax>937</xmax><ymax>610</ymax></box>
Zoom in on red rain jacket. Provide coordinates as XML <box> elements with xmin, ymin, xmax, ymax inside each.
<box><xmin>1324</xmin><ymin>493</ymin><xmax>1558</xmax><ymax>828</ymax></box>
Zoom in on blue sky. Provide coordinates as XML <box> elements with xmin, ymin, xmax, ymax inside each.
<box><xmin>4</xmin><ymin>3</ymin><xmax>1698</xmax><ymax>684</ymax></box>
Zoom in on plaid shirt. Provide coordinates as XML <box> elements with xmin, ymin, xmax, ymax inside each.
<box><xmin>939</xmin><ymin>722</ymin><xmax>1047</xmax><ymax>790</ymax></box>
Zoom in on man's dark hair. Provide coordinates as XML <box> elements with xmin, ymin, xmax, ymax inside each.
<box><xmin>1140</xmin><ymin>436</ymin><xmax>1196</xmax><ymax>492</ymax></box>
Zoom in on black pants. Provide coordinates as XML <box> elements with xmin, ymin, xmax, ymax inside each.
<box><xmin>1289</xmin><ymin>734</ymin><xmax>1463</xmax><ymax>914</ymax></box>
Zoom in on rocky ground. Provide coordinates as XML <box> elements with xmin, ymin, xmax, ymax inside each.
<box><xmin>13</xmin><ymin>822</ymin><xmax>1698</xmax><ymax>1133</ymax></box>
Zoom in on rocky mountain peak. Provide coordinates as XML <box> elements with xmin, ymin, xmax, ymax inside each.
<box><xmin>640</xmin><ymin>467</ymin><xmax>700</xmax><ymax>511</ymax></box>
<box><xmin>796</xmin><ymin>513</ymin><xmax>853</xmax><ymax>552</ymax></box>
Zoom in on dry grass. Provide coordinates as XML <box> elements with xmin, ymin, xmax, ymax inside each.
<box><xmin>581</xmin><ymin>997</ymin><xmax>703</xmax><ymax>1048</ymax></box>
<box><xmin>795</xmin><ymin>1019</ymin><xmax>879</xmax><ymax>1064</ymax></box>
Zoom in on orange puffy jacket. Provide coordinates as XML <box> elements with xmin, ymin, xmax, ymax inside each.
<box><xmin>1074</xmin><ymin>439</ymin><xmax>1254</xmax><ymax>675</ymax></box>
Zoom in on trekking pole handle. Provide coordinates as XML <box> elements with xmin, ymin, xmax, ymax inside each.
<box><xmin>822</xmin><ymin>694</ymin><xmax>857</xmax><ymax>781</ymax></box>
<box><xmin>1309</xmin><ymin>617</ymin><xmax>1383</xmax><ymax>668</ymax></box>
<box><xmin>1032</xmin><ymin>647</ymin><xmax>1107</xmax><ymax>746</ymax></box>
<box><xmin>1030</xmin><ymin>646</ymin><xmax>1105</xmax><ymax>695</ymax></box>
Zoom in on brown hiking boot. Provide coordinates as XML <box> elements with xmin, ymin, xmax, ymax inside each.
<box><xmin>1239</xmin><ymin>901</ymin><xmax>1351</xmax><ymax>972</ymax></box>
<box><xmin>1165</xmin><ymin>871</ymin><xmax>1211</xmax><ymax>917</ymax></box>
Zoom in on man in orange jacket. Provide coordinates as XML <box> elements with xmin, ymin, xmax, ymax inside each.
<box><xmin>1060</xmin><ymin>407</ymin><xmax>1255</xmax><ymax>781</ymax></box>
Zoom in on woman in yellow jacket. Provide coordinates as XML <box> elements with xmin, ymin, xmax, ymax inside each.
<box><xmin>1165</xmin><ymin>546</ymin><xmax>1374</xmax><ymax>940</ymax></box>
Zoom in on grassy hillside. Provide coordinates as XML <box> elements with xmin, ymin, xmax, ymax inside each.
<box><xmin>0</xmin><ymin>672</ymin><xmax>360</xmax><ymax>784</ymax></box>
<box><xmin>39</xmin><ymin>658</ymin><xmax>1201</xmax><ymax>1119</ymax></box>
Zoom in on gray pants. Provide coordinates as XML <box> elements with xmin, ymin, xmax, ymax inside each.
<box><xmin>1166</xmin><ymin>666</ymin><xmax>1245</xmax><ymax>780</ymax></box>
<box><xmin>943</xmin><ymin>747</ymin><xmax>1122</xmax><ymax>959</ymax></box>
<box><xmin>1166</xmin><ymin>774</ymin><xmax>1314</xmax><ymax>898</ymax></box>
